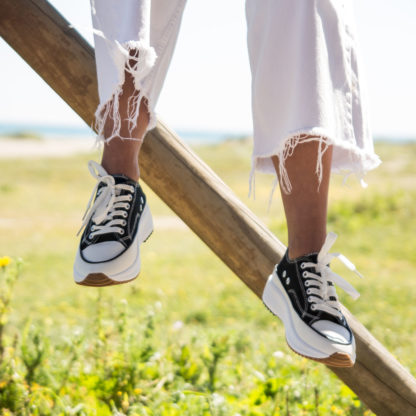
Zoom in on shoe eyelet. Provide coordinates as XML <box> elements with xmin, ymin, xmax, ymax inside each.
<box><xmin>302</xmin><ymin>271</ymin><xmax>308</xmax><ymax>278</ymax></box>
<box><xmin>123</xmin><ymin>212</ymin><xmax>128</xmax><ymax>218</ymax></box>
<box><xmin>306</xmin><ymin>289</ymin><xmax>311</xmax><ymax>295</ymax></box>
<box><xmin>285</xmin><ymin>277</ymin><xmax>290</xmax><ymax>285</ymax></box>
<box><xmin>91</xmin><ymin>225</ymin><xmax>95</xmax><ymax>231</ymax></box>
<box><xmin>125</xmin><ymin>203</ymin><xmax>130</xmax><ymax>209</ymax></box>
<box><xmin>122</xmin><ymin>220</ymin><xmax>127</xmax><ymax>226</ymax></box>
<box><xmin>128</xmin><ymin>195</ymin><xmax>133</xmax><ymax>201</ymax></box>
<box><xmin>282</xmin><ymin>270</ymin><xmax>287</xmax><ymax>278</ymax></box>
<box><xmin>88</xmin><ymin>233</ymin><xmax>93</xmax><ymax>240</ymax></box>
<box><xmin>311</xmin><ymin>304</ymin><xmax>316</xmax><ymax>311</ymax></box>
<box><xmin>119</xmin><ymin>229</ymin><xmax>125</xmax><ymax>235</ymax></box>
<box><xmin>140</xmin><ymin>196</ymin><xmax>144</xmax><ymax>204</ymax></box>
<box><xmin>300</xmin><ymin>263</ymin><xmax>305</xmax><ymax>269</ymax></box>
<box><xmin>304</xmin><ymin>281</ymin><xmax>309</xmax><ymax>287</ymax></box>
<box><xmin>308</xmin><ymin>296</ymin><xmax>313</xmax><ymax>302</ymax></box>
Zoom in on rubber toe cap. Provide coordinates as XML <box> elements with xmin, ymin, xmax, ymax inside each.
<box><xmin>82</xmin><ymin>241</ymin><xmax>125</xmax><ymax>262</ymax></box>
<box><xmin>312</xmin><ymin>320</ymin><xmax>352</xmax><ymax>344</ymax></box>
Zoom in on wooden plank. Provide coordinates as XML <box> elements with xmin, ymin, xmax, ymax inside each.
<box><xmin>1</xmin><ymin>0</ymin><xmax>416</xmax><ymax>414</ymax></box>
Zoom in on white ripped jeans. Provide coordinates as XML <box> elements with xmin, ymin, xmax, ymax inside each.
<box><xmin>90</xmin><ymin>0</ymin><xmax>380</xmax><ymax>192</ymax></box>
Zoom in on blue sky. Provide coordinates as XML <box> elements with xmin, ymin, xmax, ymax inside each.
<box><xmin>1</xmin><ymin>0</ymin><xmax>415</xmax><ymax>138</ymax></box>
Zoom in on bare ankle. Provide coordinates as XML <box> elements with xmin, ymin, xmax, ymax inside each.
<box><xmin>101</xmin><ymin>147</ymin><xmax>140</xmax><ymax>181</ymax></box>
<box><xmin>102</xmin><ymin>160</ymin><xmax>140</xmax><ymax>182</ymax></box>
<box><xmin>288</xmin><ymin>235</ymin><xmax>326</xmax><ymax>259</ymax></box>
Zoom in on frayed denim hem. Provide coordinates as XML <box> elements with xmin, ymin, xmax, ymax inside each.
<box><xmin>92</xmin><ymin>39</ymin><xmax>158</xmax><ymax>145</ymax></box>
<box><xmin>248</xmin><ymin>129</ymin><xmax>382</xmax><ymax>199</ymax></box>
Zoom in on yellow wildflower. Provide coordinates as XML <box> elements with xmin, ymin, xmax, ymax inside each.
<box><xmin>134</xmin><ymin>388</ymin><xmax>142</xmax><ymax>395</ymax></box>
<box><xmin>330</xmin><ymin>405</ymin><xmax>344</xmax><ymax>415</ymax></box>
<box><xmin>0</xmin><ymin>256</ymin><xmax>11</xmax><ymax>268</ymax></box>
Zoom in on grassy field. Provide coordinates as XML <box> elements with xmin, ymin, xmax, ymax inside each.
<box><xmin>0</xmin><ymin>140</ymin><xmax>415</xmax><ymax>415</ymax></box>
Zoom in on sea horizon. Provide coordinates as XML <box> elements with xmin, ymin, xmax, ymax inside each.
<box><xmin>0</xmin><ymin>122</ymin><xmax>415</xmax><ymax>145</ymax></box>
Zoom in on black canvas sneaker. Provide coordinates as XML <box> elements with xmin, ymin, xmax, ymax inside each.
<box><xmin>263</xmin><ymin>232</ymin><xmax>361</xmax><ymax>367</ymax></box>
<box><xmin>73</xmin><ymin>160</ymin><xmax>153</xmax><ymax>286</ymax></box>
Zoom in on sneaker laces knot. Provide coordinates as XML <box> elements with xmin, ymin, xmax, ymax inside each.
<box><xmin>301</xmin><ymin>232</ymin><xmax>363</xmax><ymax>319</ymax></box>
<box><xmin>77</xmin><ymin>161</ymin><xmax>134</xmax><ymax>237</ymax></box>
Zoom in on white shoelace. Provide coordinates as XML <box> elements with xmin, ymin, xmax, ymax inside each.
<box><xmin>299</xmin><ymin>232</ymin><xmax>362</xmax><ymax>319</ymax></box>
<box><xmin>77</xmin><ymin>161</ymin><xmax>134</xmax><ymax>239</ymax></box>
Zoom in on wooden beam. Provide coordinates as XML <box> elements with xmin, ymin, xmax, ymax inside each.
<box><xmin>1</xmin><ymin>1</ymin><xmax>416</xmax><ymax>414</ymax></box>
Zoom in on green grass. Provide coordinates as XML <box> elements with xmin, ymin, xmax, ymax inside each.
<box><xmin>0</xmin><ymin>141</ymin><xmax>415</xmax><ymax>415</ymax></box>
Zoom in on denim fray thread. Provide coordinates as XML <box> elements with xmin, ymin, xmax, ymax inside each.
<box><xmin>249</xmin><ymin>133</ymin><xmax>331</xmax><ymax>200</ymax></box>
<box><xmin>92</xmin><ymin>31</ymin><xmax>157</xmax><ymax>144</ymax></box>
<box><xmin>248</xmin><ymin>131</ymin><xmax>380</xmax><ymax>205</ymax></box>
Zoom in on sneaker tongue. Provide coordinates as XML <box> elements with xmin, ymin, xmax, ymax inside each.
<box><xmin>298</xmin><ymin>252</ymin><xmax>318</xmax><ymax>264</ymax></box>
<box><xmin>112</xmin><ymin>174</ymin><xmax>135</xmax><ymax>185</ymax></box>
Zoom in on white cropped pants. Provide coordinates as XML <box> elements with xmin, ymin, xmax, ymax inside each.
<box><xmin>90</xmin><ymin>0</ymin><xmax>380</xmax><ymax>192</ymax></box>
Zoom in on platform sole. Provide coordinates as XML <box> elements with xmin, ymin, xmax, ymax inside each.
<box><xmin>74</xmin><ymin>204</ymin><xmax>153</xmax><ymax>287</ymax></box>
<box><xmin>262</xmin><ymin>272</ymin><xmax>355</xmax><ymax>368</ymax></box>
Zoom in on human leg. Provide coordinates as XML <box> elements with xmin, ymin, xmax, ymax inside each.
<box><xmin>272</xmin><ymin>139</ymin><xmax>333</xmax><ymax>260</ymax></box>
<box><xmin>246</xmin><ymin>0</ymin><xmax>379</xmax><ymax>366</ymax></box>
<box><xmin>100</xmin><ymin>57</ymin><xmax>150</xmax><ymax>182</ymax></box>
<box><xmin>73</xmin><ymin>0</ymin><xmax>186</xmax><ymax>286</ymax></box>
<box><xmin>268</xmin><ymin>139</ymin><xmax>359</xmax><ymax>367</ymax></box>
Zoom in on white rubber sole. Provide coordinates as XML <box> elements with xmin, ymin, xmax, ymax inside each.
<box><xmin>262</xmin><ymin>271</ymin><xmax>356</xmax><ymax>367</ymax></box>
<box><xmin>73</xmin><ymin>204</ymin><xmax>153</xmax><ymax>286</ymax></box>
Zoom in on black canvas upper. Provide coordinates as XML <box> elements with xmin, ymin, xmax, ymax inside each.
<box><xmin>79</xmin><ymin>174</ymin><xmax>147</xmax><ymax>263</ymax></box>
<box><xmin>276</xmin><ymin>249</ymin><xmax>352</xmax><ymax>344</ymax></box>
